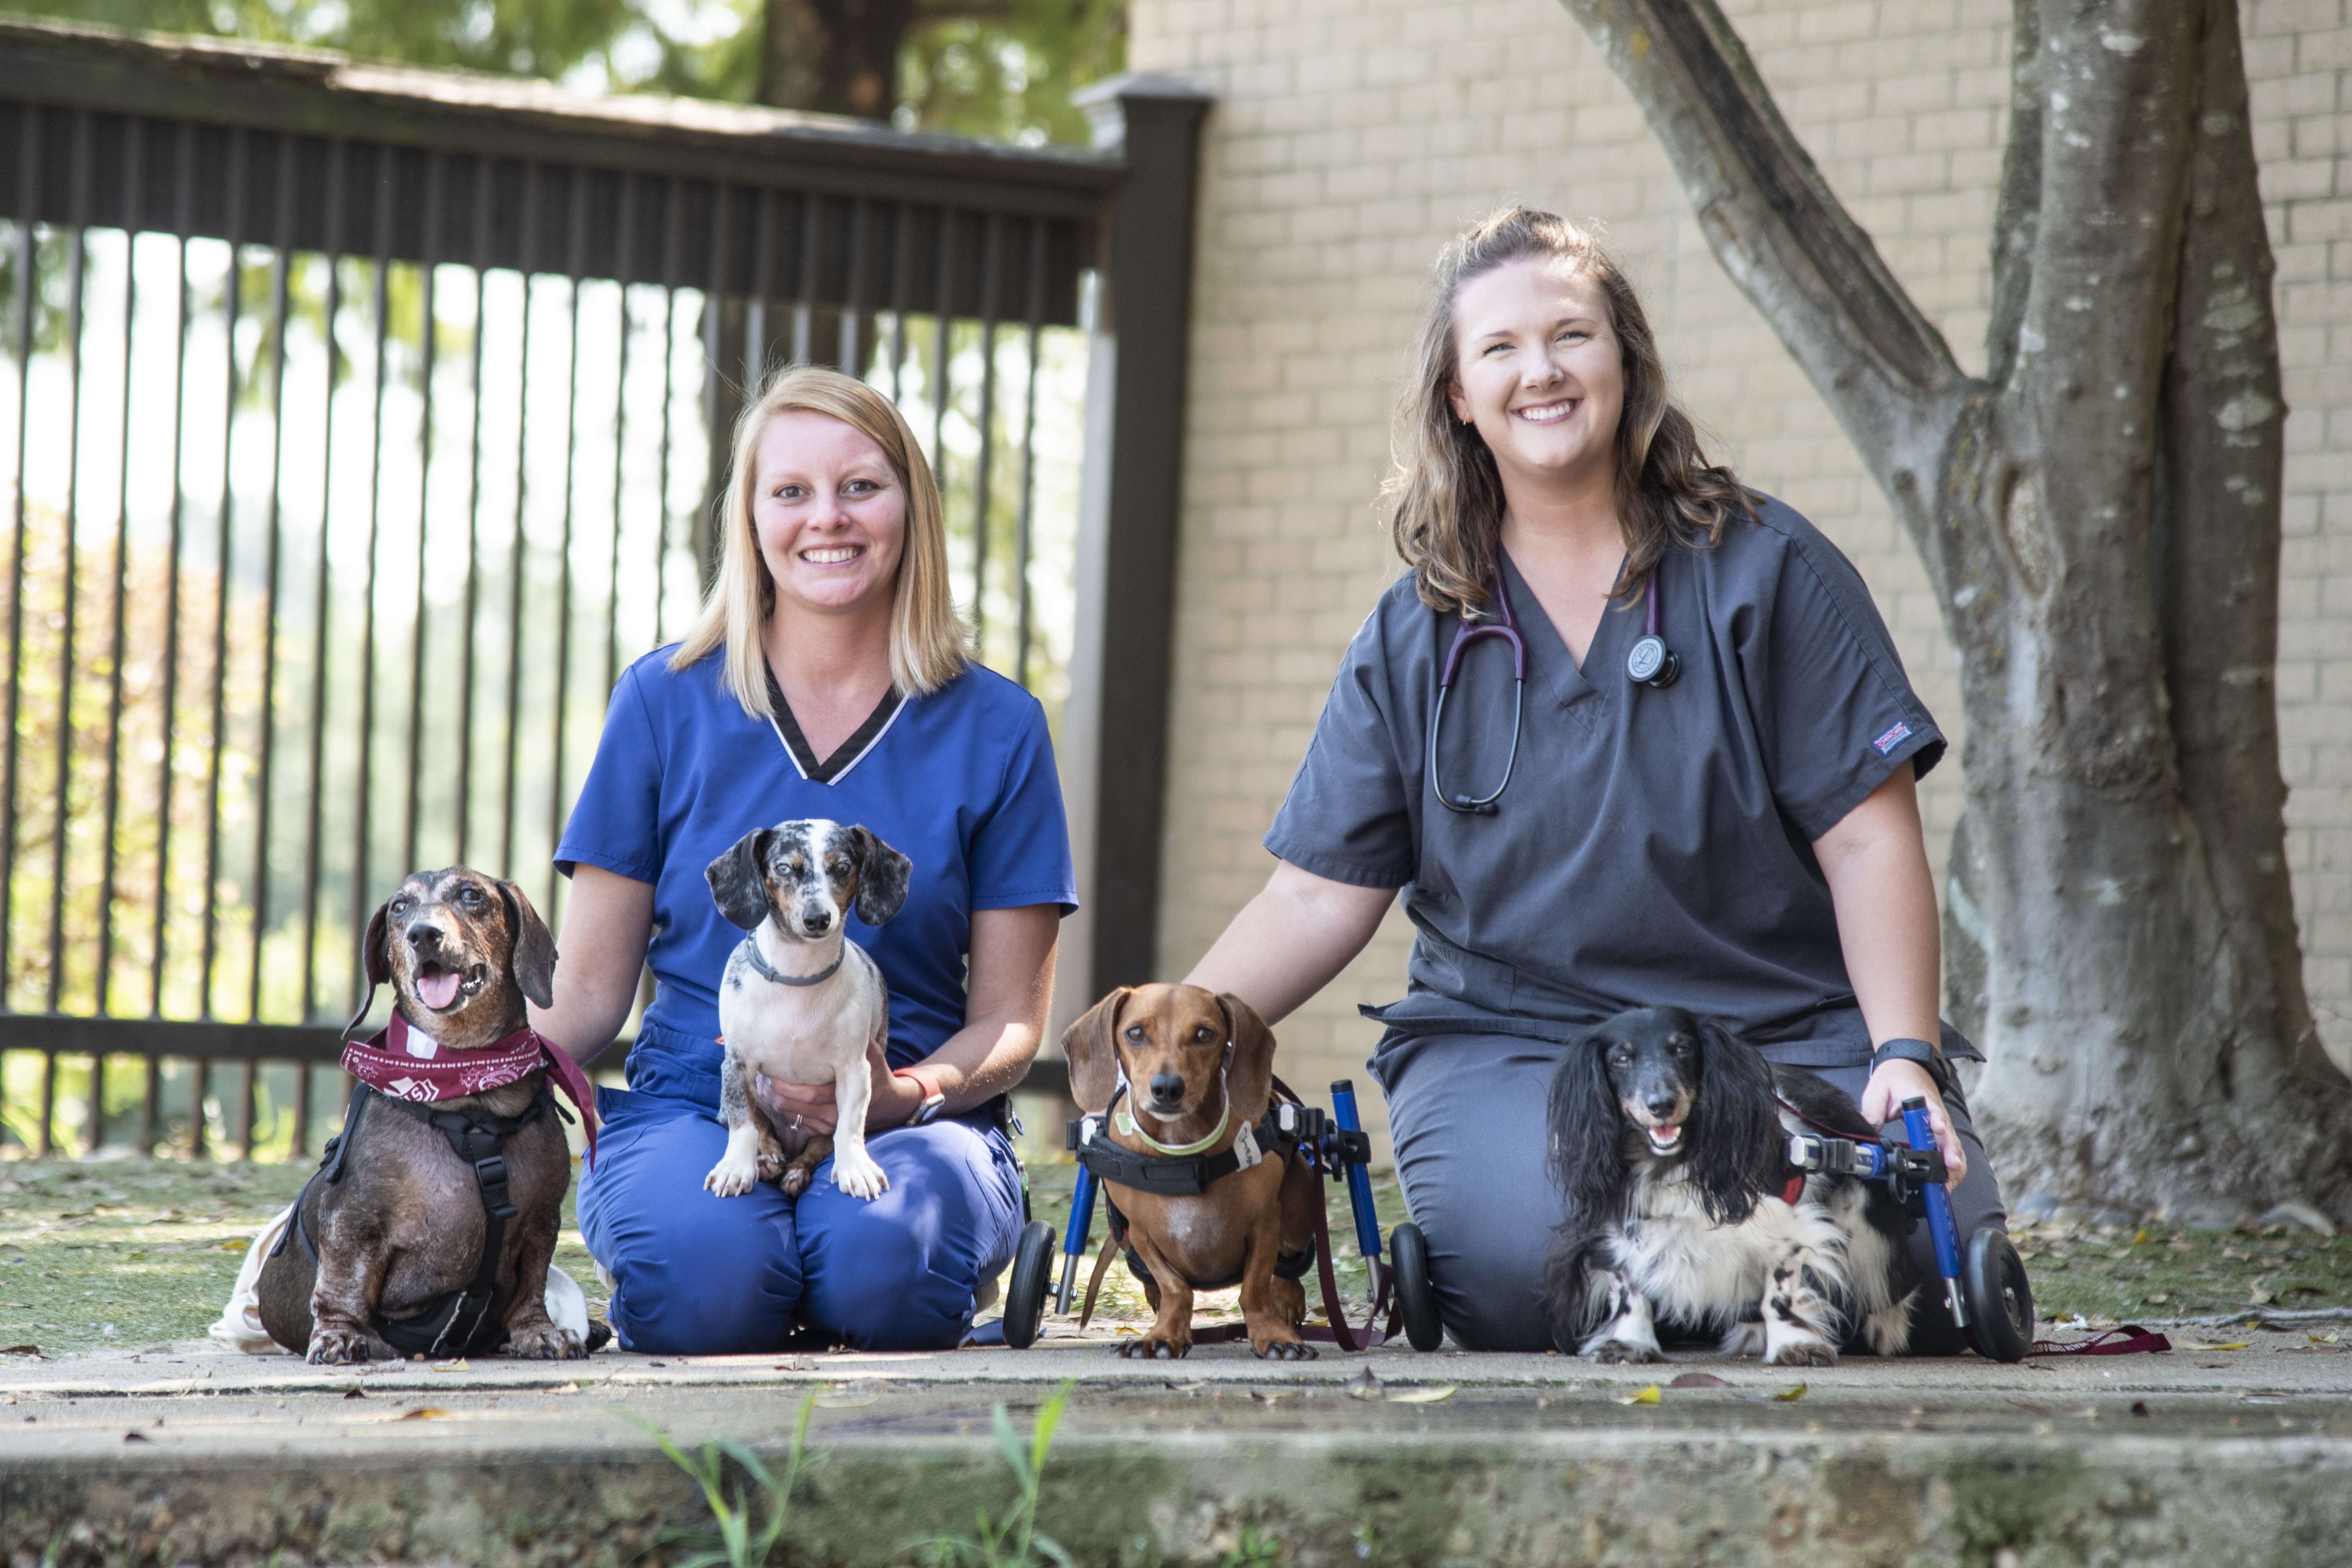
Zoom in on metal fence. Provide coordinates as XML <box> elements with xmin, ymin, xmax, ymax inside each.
<box><xmin>0</xmin><ymin>20</ymin><xmax>1192</xmax><ymax>1160</ymax></box>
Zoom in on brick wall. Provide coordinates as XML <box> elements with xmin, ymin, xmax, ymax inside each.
<box><xmin>1125</xmin><ymin>0</ymin><xmax>2352</xmax><ymax>1136</ymax></box>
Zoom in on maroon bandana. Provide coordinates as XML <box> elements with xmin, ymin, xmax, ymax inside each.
<box><xmin>342</xmin><ymin>1013</ymin><xmax>599</xmax><ymax>1166</ymax></box>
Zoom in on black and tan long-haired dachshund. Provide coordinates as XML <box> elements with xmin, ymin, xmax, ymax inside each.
<box><xmin>1542</xmin><ymin>1006</ymin><xmax>1924</xmax><ymax>1366</ymax></box>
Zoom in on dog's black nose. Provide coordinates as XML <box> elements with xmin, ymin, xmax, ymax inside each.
<box><xmin>1149</xmin><ymin>1072</ymin><xmax>1186</xmax><ymax>1106</ymax></box>
<box><xmin>1645</xmin><ymin>1094</ymin><xmax>1678</xmax><ymax>1121</ymax></box>
<box><xmin>407</xmin><ymin>922</ymin><xmax>444</xmax><ymax>950</ymax></box>
<box><xmin>802</xmin><ymin>906</ymin><xmax>832</xmax><ymax>933</ymax></box>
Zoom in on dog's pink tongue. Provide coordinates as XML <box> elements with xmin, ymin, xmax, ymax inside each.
<box><xmin>418</xmin><ymin>969</ymin><xmax>461</xmax><ymax>1010</ymax></box>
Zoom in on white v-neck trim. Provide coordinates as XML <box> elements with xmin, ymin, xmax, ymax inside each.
<box><xmin>768</xmin><ymin>697</ymin><xmax>908</xmax><ymax>788</ymax></box>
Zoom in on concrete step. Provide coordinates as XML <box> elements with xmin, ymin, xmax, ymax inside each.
<box><xmin>4</xmin><ymin>1335</ymin><xmax>2350</xmax><ymax>1566</ymax></box>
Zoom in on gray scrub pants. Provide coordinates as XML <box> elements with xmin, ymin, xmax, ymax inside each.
<box><xmin>1375</xmin><ymin>1032</ymin><xmax>2007</xmax><ymax>1354</ymax></box>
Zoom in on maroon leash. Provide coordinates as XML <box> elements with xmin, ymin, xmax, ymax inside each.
<box><xmin>2028</xmin><ymin>1324</ymin><xmax>2173</xmax><ymax>1357</ymax></box>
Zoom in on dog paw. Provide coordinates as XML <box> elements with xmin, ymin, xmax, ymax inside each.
<box><xmin>307</xmin><ymin>1328</ymin><xmax>371</xmax><ymax>1366</ymax></box>
<box><xmin>756</xmin><ymin>1151</ymin><xmax>785</xmax><ymax>1183</ymax></box>
<box><xmin>1765</xmin><ymin>1340</ymin><xmax>1838</xmax><ymax>1368</ymax></box>
<box><xmin>1254</xmin><ymin>1338</ymin><xmax>1317</xmax><ymax>1361</ymax></box>
<box><xmin>703</xmin><ymin>1159</ymin><xmax>760</xmax><ymax>1197</ymax></box>
<box><xmin>831</xmin><ymin>1152</ymin><xmax>890</xmax><ymax>1200</ymax></box>
<box><xmin>507</xmin><ymin>1324</ymin><xmax>585</xmax><ymax>1361</ymax></box>
<box><xmin>1119</xmin><ymin>1336</ymin><xmax>1189</xmax><ymax>1360</ymax></box>
<box><xmin>1586</xmin><ymin>1340</ymin><xmax>1664</xmax><ymax>1365</ymax></box>
<box><xmin>779</xmin><ymin>1164</ymin><xmax>813</xmax><ymax>1197</ymax></box>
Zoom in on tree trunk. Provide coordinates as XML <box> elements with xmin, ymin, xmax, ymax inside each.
<box><xmin>758</xmin><ymin>0</ymin><xmax>917</xmax><ymax>118</ymax></box>
<box><xmin>1563</xmin><ymin>0</ymin><xmax>2352</xmax><ymax>1217</ymax></box>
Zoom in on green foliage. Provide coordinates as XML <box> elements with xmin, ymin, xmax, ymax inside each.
<box><xmin>615</xmin><ymin>1394</ymin><xmax>818</xmax><ymax>1568</ymax></box>
<box><xmin>900</xmin><ymin>0</ymin><xmax>1126</xmax><ymax>146</ymax></box>
<box><xmin>905</xmin><ymin>1377</ymin><xmax>1078</xmax><ymax>1568</ymax></box>
<box><xmin>1216</xmin><ymin>1525</ymin><xmax>1284</xmax><ymax>1567</ymax></box>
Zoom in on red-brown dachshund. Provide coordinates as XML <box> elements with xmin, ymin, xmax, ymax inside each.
<box><xmin>1063</xmin><ymin>984</ymin><xmax>1321</xmax><ymax>1360</ymax></box>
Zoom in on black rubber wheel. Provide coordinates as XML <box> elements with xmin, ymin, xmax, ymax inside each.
<box><xmin>1002</xmin><ymin>1220</ymin><xmax>1055</xmax><ymax>1349</ymax></box>
<box><xmin>1963</xmin><ymin>1227</ymin><xmax>2034</xmax><ymax>1363</ymax></box>
<box><xmin>1390</xmin><ymin>1222</ymin><xmax>1443</xmax><ymax>1353</ymax></box>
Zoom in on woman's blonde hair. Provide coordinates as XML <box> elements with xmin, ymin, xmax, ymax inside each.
<box><xmin>1386</xmin><ymin>206</ymin><xmax>1755</xmax><ymax>618</ymax></box>
<box><xmin>669</xmin><ymin>364</ymin><xmax>968</xmax><ymax>712</ymax></box>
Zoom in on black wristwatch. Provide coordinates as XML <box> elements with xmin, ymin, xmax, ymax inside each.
<box><xmin>1868</xmin><ymin>1037</ymin><xmax>1938</xmax><ymax>1074</ymax></box>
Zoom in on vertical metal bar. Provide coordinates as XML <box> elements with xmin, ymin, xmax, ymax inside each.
<box><xmin>498</xmin><ymin>163</ymin><xmax>537</xmax><ymax>880</ymax></box>
<box><xmin>930</xmin><ymin>210</ymin><xmax>954</xmax><ymax>521</ymax></box>
<box><xmin>970</xmin><ymin>215</ymin><xmax>1001</xmax><ymax>645</ymax></box>
<box><xmin>140</xmin><ymin>1052</ymin><xmax>158</xmax><ymax>1155</ymax></box>
<box><xmin>402</xmin><ymin>154</ymin><xmax>441</xmax><ymax>879</ymax></box>
<box><xmin>347</xmin><ymin>151</ymin><xmax>394</xmax><ymax>992</ymax></box>
<box><xmin>298</xmin><ymin>144</ymin><xmax>349</xmax><ymax>1024</ymax></box>
<box><xmin>199</xmin><ymin>131</ymin><xmax>246</xmax><ymax>1020</ymax></box>
<box><xmin>87</xmin><ymin>1051</ymin><xmax>103</xmax><ymax>1152</ymax></box>
<box><xmin>190</xmin><ymin>1058</ymin><xmax>206</xmax><ymax>1158</ymax></box>
<box><xmin>237</xmin><ymin>1055</ymin><xmax>255</xmax><ymax>1161</ymax></box>
<box><xmin>655</xmin><ymin>179</ymin><xmax>681</xmax><ymax>644</ymax></box>
<box><xmin>45</xmin><ymin>112</ymin><xmax>92</xmax><ymax>1016</ymax></box>
<box><xmin>696</xmin><ymin>179</ymin><xmax>731</xmax><ymax>593</ymax></box>
<box><xmin>292</xmin><ymin>1060</ymin><xmax>311</xmax><ymax>1160</ymax></box>
<box><xmin>37</xmin><ymin>1051</ymin><xmax>53</xmax><ymax>1155</ymax></box>
<box><xmin>604</xmin><ymin>174</ymin><xmax>635</xmax><ymax>699</ymax></box>
<box><xmin>841</xmin><ymin>199</ymin><xmax>867</xmax><ymax>371</ymax></box>
<box><xmin>888</xmin><ymin>202</ymin><xmax>909</xmax><ymax>404</ymax></box>
<box><xmin>150</xmin><ymin>120</ymin><xmax>195</xmax><ymax>1018</ymax></box>
<box><xmin>746</xmin><ymin>186</ymin><xmax>773</xmax><ymax>388</ymax></box>
<box><xmin>1015</xmin><ymin>218</ymin><xmax>1045</xmax><ymax>689</ymax></box>
<box><xmin>546</xmin><ymin>168</ymin><xmax>585</xmax><ymax>915</ymax></box>
<box><xmin>455</xmin><ymin>159</ymin><xmax>489</xmax><ymax>867</ymax></box>
<box><xmin>790</xmin><ymin>192</ymin><xmax>815</xmax><ymax>368</ymax></box>
<box><xmin>1</xmin><ymin>105</ymin><xmax>42</xmax><ymax>1008</ymax></box>
<box><xmin>247</xmin><ymin>133</ymin><xmax>297</xmax><ymax>1024</ymax></box>
<box><xmin>94</xmin><ymin>117</ymin><xmax>143</xmax><ymax>1018</ymax></box>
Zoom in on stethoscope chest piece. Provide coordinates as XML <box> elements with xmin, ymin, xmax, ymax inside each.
<box><xmin>1626</xmin><ymin>633</ymin><xmax>1679</xmax><ymax>688</ymax></box>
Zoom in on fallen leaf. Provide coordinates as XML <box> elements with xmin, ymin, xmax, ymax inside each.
<box><xmin>341</xmin><ymin>1388</ymin><xmax>366</xmax><ymax>1401</ymax></box>
<box><xmin>2143</xmin><ymin>1293</ymin><xmax>2169</xmax><ymax>1305</ymax></box>
<box><xmin>2130</xmin><ymin>1401</ymin><xmax>2150</xmax><ymax>1417</ymax></box>
<box><xmin>554</xmin><ymin>1381</ymin><xmax>581</xmax><ymax>1393</ymax></box>
<box><xmin>2308</xmin><ymin>1333</ymin><xmax>2341</xmax><ymax>1345</ymax></box>
<box><xmin>0</xmin><ymin>1345</ymin><xmax>39</xmax><ymax>1357</ymax></box>
<box><xmin>1668</xmin><ymin>1373</ymin><xmax>1731</xmax><ymax>1389</ymax></box>
<box><xmin>1345</xmin><ymin>1368</ymin><xmax>1385</xmax><ymax>1401</ymax></box>
<box><xmin>813</xmin><ymin>1392</ymin><xmax>877</xmax><ymax>1408</ymax></box>
<box><xmin>1251</xmin><ymin>1390</ymin><xmax>1289</xmax><ymax>1404</ymax></box>
<box><xmin>219</xmin><ymin>1238</ymin><xmax>249</xmax><ymax>1254</ymax></box>
<box><xmin>1386</xmin><ymin>1385</ymin><xmax>1454</xmax><ymax>1404</ymax></box>
<box><xmin>430</xmin><ymin>1359</ymin><xmax>472</xmax><ymax>1372</ymax></box>
<box><xmin>1616</xmin><ymin>1385</ymin><xmax>1661</xmax><ymax>1406</ymax></box>
<box><xmin>2180</xmin><ymin>1340</ymin><xmax>2252</xmax><ymax>1351</ymax></box>
<box><xmin>396</xmin><ymin>1407</ymin><xmax>451</xmax><ymax>1421</ymax></box>
<box><xmin>1770</xmin><ymin>1384</ymin><xmax>1808</xmax><ymax>1402</ymax></box>
<box><xmin>123</xmin><ymin>1432</ymin><xmax>150</xmax><ymax>1443</ymax></box>
<box><xmin>1165</xmin><ymin>1380</ymin><xmax>1206</xmax><ymax>1392</ymax></box>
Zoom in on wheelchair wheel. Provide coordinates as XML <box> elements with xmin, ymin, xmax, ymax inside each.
<box><xmin>1002</xmin><ymin>1220</ymin><xmax>1056</xmax><ymax>1349</ymax></box>
<box><xmin>1963</xmin><ymin>1228</ymin><xmax>2034</xmax><ymax>1363</ymax></box>
<box><xmin>1390</xmin><ymin>1222</ymin><xmax>1443</xmax><ymax>1353</ymax></box>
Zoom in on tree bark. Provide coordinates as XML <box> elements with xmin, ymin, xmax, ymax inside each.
<box><xmin>1562</xmin><ymin>0</ymin><xmax>2352</xmax><ymax>1216</ymax></box>
<box><xmin>758</xmin><ymin>0</ymin><xmax>917</xmax><ymax>118</ymax></box>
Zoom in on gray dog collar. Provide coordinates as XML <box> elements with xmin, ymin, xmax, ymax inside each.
<box><xmin>742</xmin><ymin>937</ymin><xmax>844</xmax><ymax>988</ymax></box>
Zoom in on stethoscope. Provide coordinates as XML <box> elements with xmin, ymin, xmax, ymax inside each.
<box><xmin>1430</xmin><ymin>561</ymin><xmax>1680</xmax><ymax>814</ymax></box>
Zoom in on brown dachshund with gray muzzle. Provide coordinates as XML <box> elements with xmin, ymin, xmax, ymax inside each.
<box><xmin>1063</xmin><ymin>984</ymin><xmax>1321</xmax><ymax>1360</ymax></box>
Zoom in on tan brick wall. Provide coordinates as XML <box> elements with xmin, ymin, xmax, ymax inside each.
<box><xmin>1127</xmin><ymin>0</ymin><xmax>2352</xmax><ymax>1136</ymax></box>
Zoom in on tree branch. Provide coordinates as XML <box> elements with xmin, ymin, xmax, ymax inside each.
<box><xmin>1558</xmin><ymin>0</ymin><xmax>1969</xmax><ymax>486</ymax></box>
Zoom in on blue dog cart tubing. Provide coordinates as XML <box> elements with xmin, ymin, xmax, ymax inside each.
<box><xmin>1056</xmin><ymin>1162</ymin><xmax>1099</xmax><ymax>1314</ymax></box>
<box><xmin>1902</xmin><ymin>1096</ymin><xmax>1968</xmax><ymax>1329</ymax></box>
<box><xmin>1329</xmin><ymin>1081</ymin><xmax>1383</xmax><ymax>1263</ymax></box>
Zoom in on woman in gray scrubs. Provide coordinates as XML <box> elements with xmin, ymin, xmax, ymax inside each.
<box><xmin>1182</xmin><ymin>206</ymin><xmax>2006</xmax><ymax>1353</ymax></box>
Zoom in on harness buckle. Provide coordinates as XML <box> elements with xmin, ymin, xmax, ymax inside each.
<box><xmin>474</xmin><ymin>1155</ymin><xmax>518</xmax><ymax>1221</ymax></box>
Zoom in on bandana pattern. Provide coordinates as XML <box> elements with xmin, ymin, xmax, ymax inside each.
<box><xmin>342</xmin><ymin>1014</ymin><xmax>600</xmax><ymax>1165</ymax></box>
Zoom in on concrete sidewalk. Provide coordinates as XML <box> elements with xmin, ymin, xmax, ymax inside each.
<box><xmin>5</xmin><ymin>1321</ymin><xmax>2350</xmax><ymax>1566</ymax></box>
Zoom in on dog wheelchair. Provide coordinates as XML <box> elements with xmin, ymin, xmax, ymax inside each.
<box><xmin>999</xmin><ymin>1079</ymin><xmax>1445</xmax><ymax>1351</ymax></box>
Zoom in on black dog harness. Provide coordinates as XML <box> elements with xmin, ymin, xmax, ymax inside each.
<box><xmin>274</xmin><ymin>1080</ymin><xmax>555</xmax><ymax>1358</ymax></box>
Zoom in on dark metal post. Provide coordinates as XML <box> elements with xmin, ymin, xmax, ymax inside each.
<box><xmin>1071</xmin><ymin>76</ymin><xmax>1211</xmax><ymax>998</ymax></box>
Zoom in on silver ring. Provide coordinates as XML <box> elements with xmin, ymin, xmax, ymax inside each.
<box><xmin>789</xmin><ymin>1115</ymin><xmax>803</xmax><ymax>1131</ymax></box>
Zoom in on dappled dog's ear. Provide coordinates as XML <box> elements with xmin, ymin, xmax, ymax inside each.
<box><xmin>1547</xmin><ymin>1031</ymin><xmax>1629</xmax><ymax>1223</ymax></box>
<box><xmin>706</xmin><ymin>828</ymin><xmax>775</xmax><ymax>931</ymax></box>
<box><xmin>496</xmin><ymin>880</ymin><xmax>559</xmax><ymax>1011</ymax></box>
<box><xmin>849</xmin><ymin>827</ymin><xmax>913</xmax><ymax>926</ymax></box>
<box><xmin>1688</xmin><ymin>1019</ymin><xmax>1781</xmax><ymax>1227</ymax></box>
<box><xmin>1059</xmin><ymin>987</ymin><xmax>1131</xmax><ymax>1115</ymax></box>
<box><xmin>360</xmin><ymin>900</ymin><xmax>394</xmax><ymax>988</ymax></box>
<box><xmin>1213</xmin><ymin>992</ymin><xmax>1278</xmax><ymax>1120</ymax></box>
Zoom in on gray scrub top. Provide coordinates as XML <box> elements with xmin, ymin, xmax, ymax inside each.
<box><xmin>1265</xmin><ymin>493</ymin><xmax>1974</xmax><ymax>1071</ymax></box>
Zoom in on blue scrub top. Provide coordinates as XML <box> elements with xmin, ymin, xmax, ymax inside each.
<box><xmin>556</xmin><ymin>648</ymin><xmax>1078</xmax><ymax>1105</ymax></box>
<box><xmin>1266</xmin><ymin>493</ymin><xmax>1970</xmax><ymax>1070</ymax></box>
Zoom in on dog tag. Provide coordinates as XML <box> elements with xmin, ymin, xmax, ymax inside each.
<box><xmin>1233</xmin><ymin>1120</ymin><xmax>1261</xmax><ymax>1171</ymax></box>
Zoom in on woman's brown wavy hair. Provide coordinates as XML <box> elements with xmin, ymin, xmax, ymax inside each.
<box><xmin>1386</xmin><ymin>207</ymin><xmax>1754</xmax><ymax>618</ymax></box>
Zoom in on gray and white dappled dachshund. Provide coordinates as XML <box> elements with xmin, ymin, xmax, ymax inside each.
<box><xmin>1542</xmin><ymin>1005</ymin><xmax>1925</xmax><ymax>1366</ymax></box>
<box><xmin>703</xmin><ymin>819</ymin><xmax>913</xmax><ymax>1201</ymax></box>
<box><xmin>257</xmin><ymin>869</ymin><xmax>601</xmax><ymax>1363</ymax></box>
<box><xmin>1062</xmin><ymin>984</ymin><xmax>1323</xmax><ymax>1360</ymax></box>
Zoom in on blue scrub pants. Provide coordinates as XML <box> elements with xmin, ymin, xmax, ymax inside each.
<box><xmin>1373</xmin><ymin>1032</ymin><xmax>2006</xmax><ymax>1355</ymax></box>
<box><xmin>577</xmin><ymin>1085</ymin><xmax>1025</xmax><ymax>1353</ymax></box>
